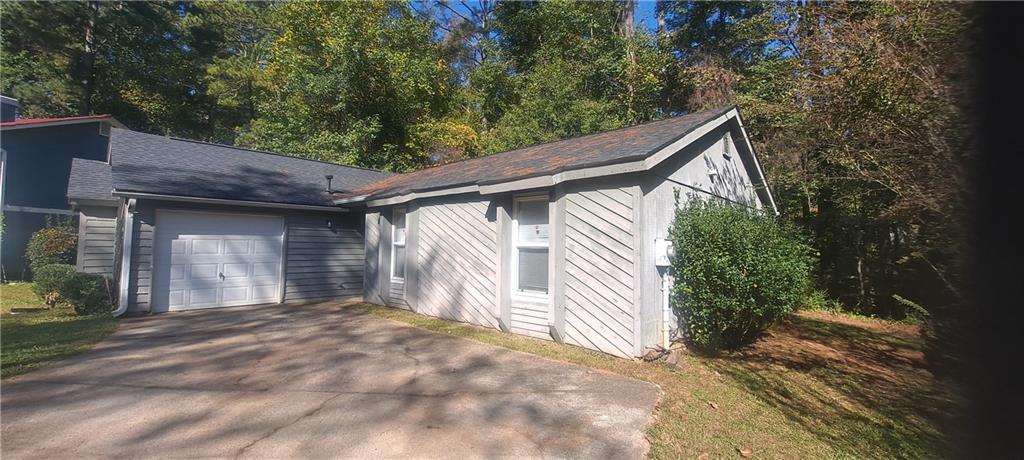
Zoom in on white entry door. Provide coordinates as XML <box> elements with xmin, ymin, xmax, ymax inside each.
<box><xmin>152</xmin><ymin>210</ymin><xmax>284</xmax><ymax>312</ymax></box>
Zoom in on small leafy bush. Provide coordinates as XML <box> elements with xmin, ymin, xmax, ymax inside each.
<box><xmin>63</xmin><ymin>272</ymin><xmax>113</xmax><ymax>315</ymax></box>
<box><xmin>32</xmin><ymin>264</ymin><xmax>77</xmax><ymax>307</ymax></box>
<box><xmin>670</xmin><ymin>197</ymin><xmax>811</xmax><ymax>350</ymax></box>
<box><xmin>26</xmin><ymin>225</ymin><xmax>78</xmax><ymax>275</ymax></box>
<box><xmin>31</xmin><ymin>264</ymin><xmax>112</xmax><ymax>314</ymax></box>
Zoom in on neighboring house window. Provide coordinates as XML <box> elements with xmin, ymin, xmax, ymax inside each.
<box><xmin>513</xmin><ymin>194</ymin><xmax>549</xmax><ymax>296</ymax></box>
<box><xmin>391</xmin><ymin>208</ymin><xmax>407</xmax><ymax>281</ymax></box>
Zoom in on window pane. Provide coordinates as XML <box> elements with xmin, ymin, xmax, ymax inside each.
<box><xmin>394</xmin><ymin>227</ymin><xmax>406</xmax><ymax>245</ymax></box>
<box><xmin>393</xmin><ymin>210</ymin><xmax>406</xmax><ymax>245</ymax></box>
<box><xmin>517</xmin><ymin>248</ymin><xmax>548</xmax><ymax>293</ymax></box>
<box><xmin>517</xmin><ymin>199</ymin><xmax>548</xmax><ymax>244</ymax></box>
<box><xmin>394</xmin><ymin>246</ymin><xmax>406</xmax><ymax>279</ymax></box>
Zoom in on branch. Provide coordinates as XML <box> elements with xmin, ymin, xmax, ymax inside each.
<box><xmin>437</xmin><ymin>0</ymin><xmax>474</xmax><ymax>25</ymax></box>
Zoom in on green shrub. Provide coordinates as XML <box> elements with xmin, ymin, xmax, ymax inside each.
<box><xmin>30</xmin><ymin>264</ymin><xmax>112</xmax><ymax>314</ymax></box>
<box><xmin>670</xmin><ymin>197</ymin><xmax>811</xmax><ymax>350</ymax></box>
<box><xmin>31</xmin><ymin>264</ymin><xmax>77</xmax><ymax>307</ymax></box>
<box><xmin>26</xmin><ymin>225</ymin><xmax>78</xmax><ymax>275</ymax></box>
<box><xmin>63</xmin><ymin>272</ymin><xmax>113</xmax><ymax>315</ymax></box>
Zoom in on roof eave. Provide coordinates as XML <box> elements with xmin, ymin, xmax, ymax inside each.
<box><xmin>113</xmin><ymin>190</ymin><xmax>348</xmax><ymax>213</ymax></box>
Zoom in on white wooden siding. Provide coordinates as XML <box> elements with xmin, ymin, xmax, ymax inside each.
<box><xmin>511</xmin><ymin>299</ymin><xmax>549</xmax><ymax>339</ymax></box>
<box><xmin>76</xmin><ymin>206</ymin><xmax>117</xmax><ymax>275</ymax></box>
<box><xmin>563</xmin><ymin>186</ymin><xmax>636</xmax><ymax>357</ymax></box>
<box><xmin>416</xmin><ymin>199</ymin><xmax>499</xmax><ymax>328</ymax></box>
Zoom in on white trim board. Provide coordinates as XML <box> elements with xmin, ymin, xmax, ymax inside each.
<box><xmin>2</xmin><ymin>204</ymin><xmax>77</xmax><ymax>216</ymax></box>
<box><xmin>113</xmin><ymin>191</ymin><xmax>349</xmax><ymax>212</ymax></box>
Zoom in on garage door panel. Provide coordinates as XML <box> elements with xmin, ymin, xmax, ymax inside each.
<box><xmin>153</xmin><ymin>211</ymin><xmax>284</xmax><ymax>312</ymax></box>
<box><xmin>224</xmin><ymin>239</ymin><xmax>250</xmax><ymax>255</ymax></box>
<box><xmin>192</xmin><ymin>239</ymin><xmax>221</xmax><ymax>255</ymax></box>
<box><xmin>190</xmin><ymin>264</ymin><xmax>219</xmax><ymax>280</ymax></box>
<box><xmin>253</xmin><ymin>262</ymin><xmax>278</xmax><ymax>277</ymax></box>
<box><xmin>223</xmin><ymin>263</ymin><xmax>250</xmax><ymax>278</ymax></box>
<box><xmin>254</xmin><ymin>240</ymin><xmax>278</xmax><ymax>255</ymax></box>
<box><xmin>189</xmin><ymin>287</ymin><xmax>219</xmax><ymax>306</ymax></box>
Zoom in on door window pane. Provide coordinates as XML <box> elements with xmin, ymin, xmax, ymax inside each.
<box><xmin>393</xmin><ymin>210</ymin><xmax>407</xmax><ymax>245</ymax></box>
<box><xmin>394</xmin><ymin>246</ymin><xmax>406</xmax><ymax>279</ymax></box>
<box><xmin>517</xmin><ymin>247</ymin><xmax>548</xmax><ymax>293</ymax></box>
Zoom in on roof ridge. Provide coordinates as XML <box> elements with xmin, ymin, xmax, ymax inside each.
<box><xmin>113</xmin><ymin>128</ymin><xmax>391</xmax><ymax>175</ymax></box>
<box><xmin>397</xmin><ymin>106</ymin><xmax>735</xmax><ymax>174</ymax></box>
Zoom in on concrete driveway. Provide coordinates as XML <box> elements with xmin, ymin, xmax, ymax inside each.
<box><xmin>1</xmin><ymin>302</ymin><xmax>660</xmax><ymax>459</ymax></box>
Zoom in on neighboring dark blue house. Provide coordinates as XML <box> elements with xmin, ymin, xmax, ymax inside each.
<box><xmin>0</xmin><ymin>96</ymin><xmax>123</xmax><ymax>279</ymax></box>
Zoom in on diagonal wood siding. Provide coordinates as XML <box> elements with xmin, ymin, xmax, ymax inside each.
<box><xmin>563</xmin><ymin>187</ymin><xmax>636</xmax><ymax>357</ymax></box>
<box><xmin>416</xmin><ymin>198</ymin><xmax>499</xmax><ymax>328</ymax></box>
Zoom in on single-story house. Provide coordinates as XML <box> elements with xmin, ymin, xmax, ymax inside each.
<box><xmin>68</xmin><ymin>106</ymin><xmax>775</xmax><ymax>358</ymax></box>
<box><xmin>0</xmin><ymin>95</ymin><xmax>125</xmax><ymax>279</ymax></box>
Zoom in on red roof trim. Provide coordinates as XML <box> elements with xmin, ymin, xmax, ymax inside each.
<box><xmin>0</xmin><ymin>114</ymin><xmax>119</xmax><ymax>128</ymax></box>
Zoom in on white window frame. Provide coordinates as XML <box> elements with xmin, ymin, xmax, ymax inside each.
<box><xmin>390</xmin><ymin>208</ymin><xmax>407</xmax><ymax>282</ymax></box>
<box><xmin>511</xmin><ymin>193</ymin><xmax>550</xmax><ymax>300</ymax></box>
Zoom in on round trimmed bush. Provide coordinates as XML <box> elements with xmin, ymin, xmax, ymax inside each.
<box><xmin>31</xmin><ymin>264</ymin><xmax>77</xmax><ymax>307</ymax></box>
<box><xmin>63</xmin><ymin>272</ymin><xmax>113</xmax><ymax>315</ymax></box>
<box><xmin>670</xmin><ymin>197</ymin><xmax>811</xmax><ymax>350</ymax></box>
<box><xmin>26</xmin><ymin>226</ymin><xmax>78</xmax><ymax>275</ymax></box>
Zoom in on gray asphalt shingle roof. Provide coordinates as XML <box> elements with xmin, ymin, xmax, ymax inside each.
<box><xmin>341</xmin><ymin>106</ymin><xmax>733</xmax><ymax>201</ymax></box>
<box><xmin>67</xmin><ymin>158</ymin><xmax>115</xmax><ymax>202</ymax></box>
<box><xmin>95</xmin><ymin>129</ymin><xmax>390</xmax><ymax>207</ymax></box>
<box><xmin>67</xmin><ymin>107</ymin><xmax>735</xmax><ymax>208</ymax></box>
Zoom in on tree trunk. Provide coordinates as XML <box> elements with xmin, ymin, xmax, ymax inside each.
<box><xmin>616</xmin><ymin>0</ymin><xmax>638</xmax><ymax>121</ymax></box>
<box><xmin>78</xmin><ymin>1</ymin><xmax>100</xmax><ymax>115</ymax></box>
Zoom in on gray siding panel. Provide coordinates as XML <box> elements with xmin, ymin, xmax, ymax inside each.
<box><xmin>416</xmin><ymin>198</ymin><xmax>498</xmax><ymax>328</ymax></box>
<box><xmin>283</xmin><ymin>213</ymin><xmax>364</xmax><ymax>301</ymax></box>
<box><xmin>128</xmin><ymin>203</ymin><xmax>155</xmax><ymax>312</ymax></box>
<box><xmin>76</xmin><ymin>206</ymin><xmax>118</xmax><ymax>275</ymax></box>
<box><xmin>563</xmin><ymin>185</ymin><xmax>636</xmax><ymax>358</ymax></box>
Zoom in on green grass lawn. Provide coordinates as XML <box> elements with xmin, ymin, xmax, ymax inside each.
<box><xmin>345</xmin><ymin>303</ymin><xmax>951</xmax><ymax>459</ymax></box>
<box><xmin>1</xmin><ymin>282</ymin><xmax>118</xmax><ymax>379</ymax></box>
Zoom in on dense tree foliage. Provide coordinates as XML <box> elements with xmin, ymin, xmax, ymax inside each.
<box><xmin>1</xmin><ymin>1</ymin><xmax>974</xmax><ymax>329</ymax></box>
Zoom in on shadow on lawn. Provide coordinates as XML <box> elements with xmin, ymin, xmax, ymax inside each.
<box><xmin>705</xmin><ymin>314</ymin><xmax>953</xmax><ymax>458</ymax></box>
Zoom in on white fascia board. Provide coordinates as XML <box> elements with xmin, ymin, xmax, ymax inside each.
<box><xmin>363</xmin><ymin>185</ymin><xmax>480</xmax><ymax>207</ymax></box>
<box><xmin>1</xmin><ymin>117</ymin><xmax>126</xmax><ymax>131</ymax></box>
<box><xmin>728</xmin><ymin>109</ymin><xmax>779</xmax><ymax>214</ymax></box>
<box><xmin>113</xmin><ymin>191</ymin><xmax>348</xmax><ymax>213</ymax></box>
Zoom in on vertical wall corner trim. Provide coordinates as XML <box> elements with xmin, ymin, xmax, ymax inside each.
<box><xmin>631</xmin><ymin>185</ymin><xmax>645</xmax><ymax>356</ymax></box>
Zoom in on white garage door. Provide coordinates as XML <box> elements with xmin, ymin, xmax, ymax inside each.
<box><xmin>152</xmin><ymin>210</ymin><xmax>284</xmax><ymax>312</ymax></box>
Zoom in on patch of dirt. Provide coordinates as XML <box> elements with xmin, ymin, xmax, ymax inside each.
<box><xmin>795</xmin><ymin>310</ymin><xmax>921</xmax><ymax>338</ymax></box>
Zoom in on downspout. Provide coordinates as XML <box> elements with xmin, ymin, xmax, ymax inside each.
<box><xmin>112</xmin><ymin>198</ymin><xmax>136</xmax><ymax>317</ymax></box>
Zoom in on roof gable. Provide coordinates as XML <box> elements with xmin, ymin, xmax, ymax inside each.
<box><xmin>335</xmin><ymin>106</ymin><xmax>770</xmax><ymax>206</ymax></box>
